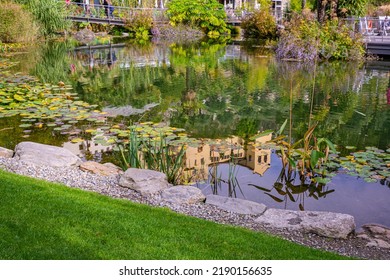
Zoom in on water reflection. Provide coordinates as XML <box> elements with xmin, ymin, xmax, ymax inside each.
<box><xmin>184</xmin><ymin>133</ymin><xmax>272</xmax><ymax>183</ymax></box>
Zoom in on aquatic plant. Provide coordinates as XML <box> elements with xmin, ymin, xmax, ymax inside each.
<box><xmin>332</xmin><ymin>146</ymin><xmax>390</xmax><ymax>184</ymax></box>
<box><xmin>118</xmin><ymin>123</ymin><xmax>194</xmax><ymax>185</ymax></box>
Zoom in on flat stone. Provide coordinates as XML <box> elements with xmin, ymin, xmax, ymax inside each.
<box><xmin>375</xmin><ymin>239</ymin><xmax>390</xmax><ymax>249</ymax></box>
<box><xmin>161</xmin><ymin>186</ymin><xmax>206</xmax><ymax>204</ymax></box>
<box><xmin>80</xmin><ymin>161</ymin><xmax>123</xmax><ymax>176</ymax></box>
<box><xmin>14</xmin><ymin>142</ymin><xmax>81</xmax><ymax>167</ymax></box>
<box><xmin>205</xmin><ymin>195</ymin><xmax>267</xmax><ymax>215</ymax></box>
<box><xmin>366</xmin><ymin>241</ymin><xmax>378</xmax><ymax>248</ymax></box>
<box><xmin>255</xmin><ymin>208</ymin><xmax>355</xmax><ymax>239</ymax></box>
<box><xmin>119</xmin><ymin>168</ymin><xmax>169</xmax><ymax>195</ymax></box>
<box><xmin>362</xmin><ymin>224</ymin><xmax>389</xmax><ymax>235</ymax></box>
<box><xmin>0</xmin><ymin>147</ymin><xmax>13</xmax><ymax>158</ymax></box>
<box><xmin>356</xmin><ymin>233</ymin><xmax>371</xmax><ymax>241</ymax></box>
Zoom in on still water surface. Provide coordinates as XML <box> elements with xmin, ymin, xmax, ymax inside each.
<box><xmin>2</xmin><ymin>40</ymin><xmax>390</xmax><ymax>228</ymax></box>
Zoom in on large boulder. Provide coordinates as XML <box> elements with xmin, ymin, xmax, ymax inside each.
<box><xmin>205</xmin><ymin>195</ymin><xmax>267</xmax><ymax>215</ymax></box>
<box><xmin>14</xmin><ymin>142</ymin><xmax>81</xmax><ymax>167</ymax></box>
<box><xmin>255</xmin><ymin>208</ymin><xmax>355</xmax><ymax>239</ymax></box>
<box><xmin>161</xmin><ymin>186</ymin><xmax>206</xmax><ymax>204</ymax></box>
<box><xmin>80</xmin><ymin>161</ymin><xmax>123</xmax><ymax>176</ymax></box>
<box><xmin>0</xmin><ymin>147</ymin><xmax>13</xmax><ymax>158</ymax></box>
<box><xmin>119</xmin><ymin>168</ymin><xmax>169</xmax><ymax>195</ymax></box>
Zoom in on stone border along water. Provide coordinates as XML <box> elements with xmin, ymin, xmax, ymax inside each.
<box><xmin>1</xmin><ymin>141</ymin><xmax>390</xmax><ymax>259</ymax></box>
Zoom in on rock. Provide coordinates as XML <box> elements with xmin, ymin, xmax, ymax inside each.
<box><xmin>205</xmin><ymin>195</ymin><xmax>267</xmax><ymax>215</ymax></box>
<box><xmin>80</xmin><ymin>161</ymin><xmax>123</xmax><ymax>176</ymax></box>
<box><xmin>73</xmin><ymin>28</ymin><xmax>95</xmax><ymax>44</ymax></box>
<box><xmin>255</xmin><ymin>208</ymin><xmax>355</xmax><ymax>239</ymax></box>
<box><xmin>0</xmin><ymin>147</ymin><xmax>13</xmax><ymax>158</ymax></box>
<box><xmin>375</xmin><ymin>239</ymin><xmax>390</xmax><ymax>249</ymax></box>
<box><xmin>356</xmin><ymin>233</ymin><xmax>371</xmax><ymax>241</ymax></box>
<box><xmin>365</xmin><ymin>239</ymin><xmax>390</xmax><ymax>249</ymax></box>
<box><xmin>362</xmin><ymin>224</ymin><xmax>389</xmax><ymax>235</ymax></box>
<box><xmin>161</xmin><ymin>186</ymin><xmax>206</xmax><ymax>204</ymax></box>
<box><xmin>366</xmin><ymin>241</ymin><xmax>378</xmax><ymax>248</ymax></box>
<box><xmin>119</xmin><ymin>168</ymin><xmax>169</xmax><ymax>195</ymax></box>
<box><xmin>14</xmin><ymin>142</ymin><xmax>81</xmax><ymax>167</ymax></box>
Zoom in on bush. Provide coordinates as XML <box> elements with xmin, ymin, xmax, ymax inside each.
<box><xmin>124</xmin><ymin>10</ymin><xmax>153</xmax><ymax>41</ymax></box>
<box><xmin>167</xmin><ymin>0</ymin><xmax>230</xmax><ymax>37</ymax></box>
<box><xmin>276</xmin><ymin>14</ymin><xmax>365</xmax><ymax>61</ymax></box>
<box><xmin>241</xmin><ymin>9</ymin><xmax>277</xmax><ymax>39</ymax></box>
<box><xmin>0</xmin><ymin>2</ymin><xmax>38</xmax><ymax>43</ymax></box>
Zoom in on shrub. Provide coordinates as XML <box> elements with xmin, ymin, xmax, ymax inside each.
<box><xmin>167</xmin><ymin>0</ymin><xmax>230</xmax><ymax>37</ymax></box>
<box><xmin>276</xmin><ymin>14</ymin><xmax>365</xmax><ymax>61</ymax></box>
<box><xmin>0</xmin><ymin>2</ymin><xmax>38</xmax><ymax>43</ymax></box>
<box><xmin>241</xmin><ymin>9</ymin><xmax>277</xmax><ymax>39</ymax></box>
<box><xmin>124</xmin><ymin>10</ymin><xmax>153</xmax><ymax>41</ymax></box>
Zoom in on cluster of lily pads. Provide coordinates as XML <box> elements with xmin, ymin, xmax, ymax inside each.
<box><xmin>331</xmin><ymin>147</ymin><xmax>390</xmax><ymax>183</ymax></box>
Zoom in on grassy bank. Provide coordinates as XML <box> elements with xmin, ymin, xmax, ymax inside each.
<box><xmin>0</xmin><ymin>169</ymin><xmax>350</xmax><ymax>260</ymax></box>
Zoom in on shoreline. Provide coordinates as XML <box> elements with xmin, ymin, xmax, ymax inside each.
<box><xmin>1</xmin><ymin>156</ymin><xmax>389</xmax><ymax>260</ymax></box>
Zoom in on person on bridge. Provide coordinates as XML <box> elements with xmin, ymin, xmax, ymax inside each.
<box><xmin>103</xmin><ymin>0</ymin><xmax>114</xmax><ymax>18</ymax></box>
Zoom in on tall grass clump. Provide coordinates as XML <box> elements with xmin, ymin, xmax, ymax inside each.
<box><xmin>0</xmin><ymin>2</ymin><xmax>38</xmax><ymax>43</ymax></box>
<box><xmin>119</xmin><ymin>129</ymin><xmax>186</xmax><ymax>185</ymax></box>
<box><xmin>14</xmin><ymin>0</ymin><xmax>70</xmax><ymax>37</ymax></box>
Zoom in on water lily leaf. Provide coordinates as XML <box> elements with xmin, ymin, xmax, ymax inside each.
<box><xmin>364</xmin><ymin>178</ymin><xmax>377</xmax><ymax>183</ymax></box>
<box><xmin>19</xmin><ymin>123</ymin><xmax>31</xmax><ymax>128</ymax></box>
<box><xmin>13</xmin><ymin>94</ymin><xmax>25</xmax><ymax>102</ymax></box>
<box><xmin>71</xmin><ymin>138</ymin><xmax>84</xmax><ymax>143</ymax></box>
<box><xmin>313</xmin><ymin>177</ymin><xmax>331</xmax><ymax>184</ymax></box>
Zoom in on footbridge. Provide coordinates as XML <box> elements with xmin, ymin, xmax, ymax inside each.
<box><xmin>65</xmin><ymin>2</ymin><xmax>242</xmax><ymax>26</ymax></box>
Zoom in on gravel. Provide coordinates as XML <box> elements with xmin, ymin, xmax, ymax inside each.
<box><xmin>1</xmin><ymin>157</ymin><xmax>389</xmax><ymax>260</ymax></box>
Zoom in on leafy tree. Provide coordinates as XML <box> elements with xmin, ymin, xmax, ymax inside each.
<box><xmin>166</xmin><ymin>0</ymin><xmax>230</xmax><ymax>37</ymax></box>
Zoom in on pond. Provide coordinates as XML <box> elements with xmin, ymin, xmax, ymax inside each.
<box><xmin>1</xmin><ymin>39</ymin><xmax>389</xmax><ymax>229</ymax></box>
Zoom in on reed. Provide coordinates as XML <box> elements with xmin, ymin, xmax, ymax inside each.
<box><xmin>119</xmin><ymin>129</ymin><xmax>186</xmax><ymax>185</ymax></box>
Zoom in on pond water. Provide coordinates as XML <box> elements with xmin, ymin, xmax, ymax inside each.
<box><xmin>1</xmin><ymin>40</ymin><xmax>389</xmax><ymax>229</ymax></box>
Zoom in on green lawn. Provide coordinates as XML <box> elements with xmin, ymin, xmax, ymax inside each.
<box><xmin>0</xmin><ymin>169</ymin><xmax>350</xmax><ymax>260</ymax></box>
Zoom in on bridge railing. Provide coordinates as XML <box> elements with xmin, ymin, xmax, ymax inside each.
<box><xmin>342</xmin><ymin>17</ymin><xmax>390</xmax><ymax>39</ymax></box>
<box><xmin>66</xmin><ymin>2</ymin><xmax>168</xmax><ymax>23</ymax></box>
